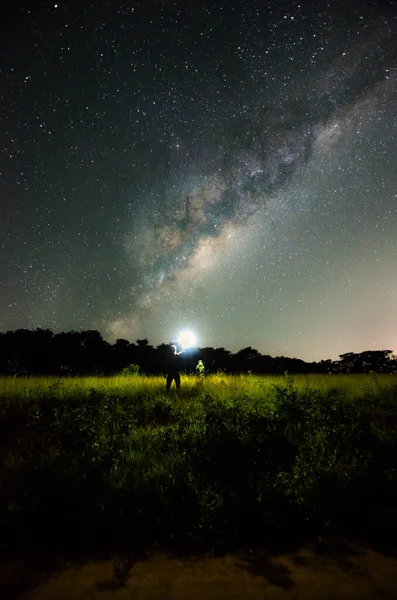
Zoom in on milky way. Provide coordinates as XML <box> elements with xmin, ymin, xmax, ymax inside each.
<box><xmin>1</xmin><ymin>1</ymin><xmax>396</xmax><ymax>360</ymax></box>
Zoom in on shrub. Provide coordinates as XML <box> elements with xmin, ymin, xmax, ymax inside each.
<box><xmin>121</xmin><ymin>363</ymin><xmax>140</xmax><ymax>377</ymax></box>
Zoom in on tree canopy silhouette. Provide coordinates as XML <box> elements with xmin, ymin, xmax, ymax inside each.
<box><xmin>0</xmin><ymin>328</ymin><xmax>395</xmax><ymax>376</ymax></box>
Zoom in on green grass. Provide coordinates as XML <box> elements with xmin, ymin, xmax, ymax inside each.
<box><xmin>0</xmin><ymin>373</ymin><xmax>396</xmax><ymax>554</ymax></box>
<box><xmin>0</xmin><ymin>372</ymin><xmax>395</xmax><ymax>402</ymax></box>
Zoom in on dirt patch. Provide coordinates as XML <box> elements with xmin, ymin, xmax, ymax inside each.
<box><xmin>2</xmin><ymin>542</ymin><xmax>397</xmax><ymax>599</ymax></box>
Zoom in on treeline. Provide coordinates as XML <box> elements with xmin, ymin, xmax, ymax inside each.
<box><xmin>0</xmin><ymin>328</ymin><xmax>396</xmax><ymax>376</ymax></box>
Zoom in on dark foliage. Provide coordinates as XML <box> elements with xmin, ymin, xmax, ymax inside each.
<box><xmin>0</xmin><ymin>328</ymin><xmax>395</xmax><ymax>376</ymax></box>
<box><xmin>0</xmin><ymin>381</ymin><xmax>396</xmax><ymax>555</ymax></box>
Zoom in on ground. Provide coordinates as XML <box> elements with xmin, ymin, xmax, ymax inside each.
<box><xmin>2</xmin><ymin>540</ymin><xmax>397</xmax><ymax>599</ymax></box>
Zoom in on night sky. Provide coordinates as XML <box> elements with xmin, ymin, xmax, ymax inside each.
<box><xmin>1</xmin><ymin>0</ymin><xmax>396</xmax><ymax>361</ymax></box>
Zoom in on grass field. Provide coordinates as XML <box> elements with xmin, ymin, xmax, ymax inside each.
<box><xmin>1</xmin><ymin>372</ymin><xmax>396</xmax><ymax>402</ymax></box>
<box><xmin>1</xmin><ymin>373</ymin><xmax>396</xmax><ymax>556</ymax></box>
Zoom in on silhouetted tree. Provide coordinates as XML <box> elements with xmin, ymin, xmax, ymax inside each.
<box><xmin>112</xmin><ymin>338</ymin><xmax>132</xmax><ymax>371</ymax></box>
<box><xmin>136</xmin><ymin>339</ymin><xmax>149</xmax><ymax>348</ymax></box>
<box><xmin>0</xmin><ymin>327</ymin><xmax>393</xmax><ymax>376</ymax></box>
<box><xmin>338</xmin><ymin>350</ymin><xmax>396</xmax><ymax>374</ymax></box>
<box><xmin>233</xmin><ymin>347</ymin><xmax>261</xmax><ymax>372</ymax></box>
<box><xmin>133</xmin><ymin>339</ymin><xmax>155</xmax><ymax>374</ymax></box>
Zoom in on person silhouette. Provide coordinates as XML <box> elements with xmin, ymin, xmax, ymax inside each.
<box><xmin>165</xmin><ymin>344</ymin><xmax>182</xmax><ymax>392</ymax></box>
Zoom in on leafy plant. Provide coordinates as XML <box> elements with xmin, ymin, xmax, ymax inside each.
<box><xmin>196</xmin><ymin>359</ymin><xmax>205</xmax><ymax>381</ymax></box>
<box><xmin>121</xmin><ymin>363</ymin><xmax>140</xmax><ymax>377</ymax></box>
<box><xmin>0</xmin><ymin>372</ymin><xmax>396</xmax><ymax>553</ymax></box>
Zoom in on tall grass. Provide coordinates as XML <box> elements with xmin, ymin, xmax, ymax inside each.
<box><xmin>0</xmin><ymin>373</ymin><xmax>396</xmax><ymax>554</ymax></box>
<box><xmin>0</xmin><ymin>372</ymin><xmax>395</xmax><ymax>402</ymax></box>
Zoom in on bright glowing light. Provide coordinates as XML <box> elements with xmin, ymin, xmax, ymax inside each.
<box><xmin>177</xmin><ymin>330</ymin><xmax>197</xmax><ymax>349</ymax></box>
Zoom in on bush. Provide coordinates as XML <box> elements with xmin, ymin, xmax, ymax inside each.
<box><xmin>121</xmin><ymin>363</ymin><xmax>140</xmax><ymax>377</ymax></box>
<box><xmin>0</xmin><ymin>373</ymin><xmax>396</xmax><ymax>553</ymax></box>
